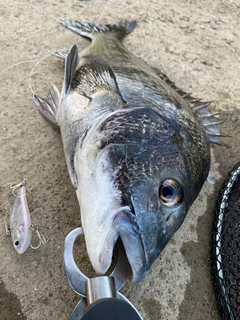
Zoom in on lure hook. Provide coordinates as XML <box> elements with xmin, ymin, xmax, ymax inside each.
<box><xmin>9</xmin><ymin>180</ymin><xmax>27</xmax><ymax>196</ymax></box>
<box><xmin>30</xmin><ymin>224</ymin><xmax>48</xmax><ymax>250</ymax></box>
<box><xmin>4</xmin><ymin>220</ymin><xmax>11</xmax><ymax>236</ymax></box>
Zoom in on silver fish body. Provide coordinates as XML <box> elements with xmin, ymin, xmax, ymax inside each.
<box><xmin>34</xmin><ymin>20</ymin><xmax>223</xmax><ymax>282</ymax></box>
<box><xmin>10</xmin><ymin>186</ymin><xmax>32</xmax><ymax>254</ymax></box>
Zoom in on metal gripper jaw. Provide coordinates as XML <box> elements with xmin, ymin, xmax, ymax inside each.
<box><xmin>63</xmin><ymin>227</ymin><xmax>143</xmax><ymax>320</ymax></box>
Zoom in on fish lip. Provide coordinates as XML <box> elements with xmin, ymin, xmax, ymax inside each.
<box><xmin>112</xmin><ymin>209</ymin><xmax>146</xmax><ymax>283</ymax></box>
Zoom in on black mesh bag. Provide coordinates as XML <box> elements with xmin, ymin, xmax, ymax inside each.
<box><xmin>213</xmin><ymin>162</ymin><xmax>240</xmax><ymax>320</ymax></box>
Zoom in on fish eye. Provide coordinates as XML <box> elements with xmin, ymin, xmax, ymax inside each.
<box><xmin>159</xmin><ymin>179</ymin><xmax>183</xmax><ymax>206</ymax></box>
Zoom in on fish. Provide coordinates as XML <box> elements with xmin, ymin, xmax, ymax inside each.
<box><xmin>9</xmin><ymin>185</ymin><xmax>32</xmax><ymax>254</ymax></box>
<box><xmin>33</xmin><ymin>20</ymin><xmax>223</xmax><ymax>283</ymax></box>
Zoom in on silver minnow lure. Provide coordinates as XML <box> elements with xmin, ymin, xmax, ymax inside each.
<box><xmin>9</xmin><ymin>185</ymin><xmax>32</xmax><ymax>254</ymax></box>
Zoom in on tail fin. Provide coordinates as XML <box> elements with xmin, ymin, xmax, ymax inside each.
<box><xmin>59</xmin><ymin>20</ymin><xmax>136</xmax><ymax>41</ymax></box>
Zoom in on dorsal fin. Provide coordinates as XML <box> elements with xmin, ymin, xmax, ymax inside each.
<box><xmin>191</xmin><ymin>102</ymin><xmax>226</xmax><ymax>143</ymax></box>
<box><xmin>72</xmin><ymin>56</ymin><xmax>124</xmax><ymax>100</ymax></box>
<box><xmin>63</xmin><ymin>44</ymin><xmax>79</xmax><ymax>96</ymax></box>
<box><xmin>154</xmin><ymin>68</ymin><xmax>202</xmax><ymax>106</ymax></box>
<box><xmin>154</xmin><ymin>68</ymin><xmax>226</xmax><ymax>144</ymax></box>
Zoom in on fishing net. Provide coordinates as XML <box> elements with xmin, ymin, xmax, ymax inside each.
<box><xmin>213</xmin><ymin>162</ymin><xmax>240</xmax><ymax>320</ymax></box>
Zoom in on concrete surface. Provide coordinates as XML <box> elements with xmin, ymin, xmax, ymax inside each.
<box><xmin>0</xmin><ymin>0</ymin><xmax>240</xmax><ymax>319</ymax></box>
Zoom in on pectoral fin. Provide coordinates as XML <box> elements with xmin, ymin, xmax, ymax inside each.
<box><xmin>72</xmin><ymin>55</ymin><xmax>124</xmax><ymax>101</ymax></box>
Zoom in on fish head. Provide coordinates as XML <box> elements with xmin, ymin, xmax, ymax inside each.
<box><xmin>109</xmin><ymin>145</ymin><xmax>191</xmax><ymax>282</ymax></box>
<box><xmin>129</xmin><ymin>171</ymin><xmax>188</xmax><ymax>271</ymax></box>
<box><xmin>78</xmin><ymin>107</ymin><xmax>210</xmax><ymax>283</ymax></box>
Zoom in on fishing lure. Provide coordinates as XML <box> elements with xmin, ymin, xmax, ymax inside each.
<box><xmin>5</xmin><ymin>181</ymin><xmax>47</xmax><ymax>254</ymax></box>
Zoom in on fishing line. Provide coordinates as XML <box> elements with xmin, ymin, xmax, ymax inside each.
<box><xmin>1</xmin><ymin>0</ymin><xmax>113</xmax><ymax>242</ymax></box>
<box><xmin>0</xmin><ymin>53</ymin><xmax>54</xmax><ymax>96</ymax></box>
<box><xmin>0</xmin><ymin>60</ymin><xmax>38</xmax><ymax>78</ymax></box>
<box><xmin>0</xmin><ymin>54</ymin><xmax>54</xmax><ymax>208</ymax></box>
<box><xmin>1</xmin><ymin>0</ymin><xmax>112</xmax><ymax>96</ymax></box>
<box><xmin>0</xmin><ymin>0</ymin><xmax>112</xmax><ymax>179</ymax></box>
<box><xmin>28</xmin><ymin>52</ymin><xmax>53</xmax><ymax>95</ymax></box>
<box><xmin>29</xmin><ymin>0</ymin><xmax>111</xmax><ymax>94</ymax></box>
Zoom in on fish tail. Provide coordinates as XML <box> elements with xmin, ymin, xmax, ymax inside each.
<box><xmin>59</xmin><ymin>19</ymin><xmax>137</xmax><ymax>41</ymax></box>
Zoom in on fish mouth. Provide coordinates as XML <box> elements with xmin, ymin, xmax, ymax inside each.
<box><xmin>99</xmin><ymin>208</ymin><xmax>146</xmax><ymax>284</ymax></box>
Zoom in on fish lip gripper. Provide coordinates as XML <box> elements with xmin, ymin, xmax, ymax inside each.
<box><xmin>63</xmin><ymin>227</ymin><xmax>143</xmax><ymax>319</ymax></box>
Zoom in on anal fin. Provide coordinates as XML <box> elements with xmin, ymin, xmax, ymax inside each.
<box><xmin>33</xmin><ymin>84</ymin><xmax>60</xmax><ymax>126</ymax></box>
<box><xmin>51</xmin><ymin>49</ymin><xmax>69</xmax><ymax>61</ymax></box>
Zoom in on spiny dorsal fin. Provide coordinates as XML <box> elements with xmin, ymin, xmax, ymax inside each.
<box><xmin>72</xmin><ymin>56</ymin><xmax>124</xmax><ymax>100</ymax></box>
<box><xmin>154</xmin><ymin>68</ymin><xmax>226</xmax><ymax>144</ymax></box>
<box><xmin>59</xmin><ymin>20</ymin><xmax>136</xmax><ymax>41</ymax></box>
<box><xmin>154</xmin><ymin>68</ymin><xmax>202</xmax><ymax>106</ymax></box>
<box><xmin>192</xmin><ymin>102</ymin><xmax>226</xmax><ymax>143</ymax></box>
<box><xmin>63</xmin><ymin>44</ymin><xmax>79</xmax><ymax>96</ymax></box>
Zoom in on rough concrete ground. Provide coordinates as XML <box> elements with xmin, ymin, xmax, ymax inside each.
<box><xmin>0</xmin><ymin>0</ymin><xmax>240</xmax><ymax>319</ymax></box>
